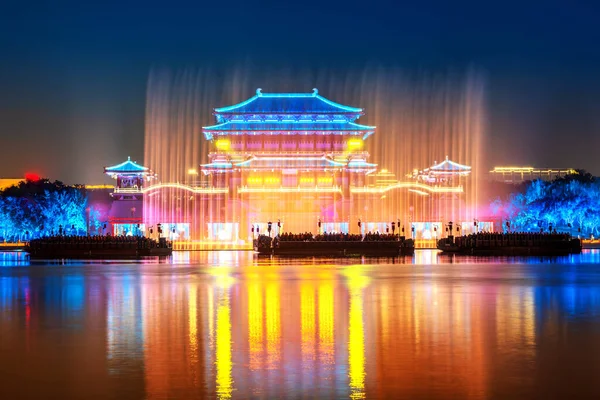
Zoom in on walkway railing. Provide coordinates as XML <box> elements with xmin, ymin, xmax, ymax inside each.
<box><xmin>142</xmin><ymin>183</ymin><xmax>229</xmax><ymax>194</ymax></box>
<box><xmin>351</xmin><ymin>182</ymin><xmax>464</xmax><ymax>194</ymax></box>
<box><xmin>133</xmin><ymin>181</ymin><xmax>463</xmax><ymax>195</ymax></box>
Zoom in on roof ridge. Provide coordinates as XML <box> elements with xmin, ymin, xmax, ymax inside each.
<box><xmin>214</xmin><ymin>88</ymin><xmax>363</xmax><ymax>113</ymax></box>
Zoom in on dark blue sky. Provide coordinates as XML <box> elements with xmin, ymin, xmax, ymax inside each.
<box><xmin>1</xmin><ymin>0</ymin><xmax>599</xmax><ymax>182</ymax></box>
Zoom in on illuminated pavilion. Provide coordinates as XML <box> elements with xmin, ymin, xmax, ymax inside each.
<box><xmin>197</xmin><ymin>88</ymin><xmax>381</xmax><ymax>234</ymax></box>
<box><xmin>134</xmin><ymin>89</ymin><xmax>473</xmax><ymax>243</ymax></box>
<box><xmin>104</xmin><ymin>157</ymin><xmax>154</xmax><ymax>236</ymax></box>
<box><xmin>413</xmin><ymin>156</ymin><xmax>472</xmax><ymax>184</ymax></box>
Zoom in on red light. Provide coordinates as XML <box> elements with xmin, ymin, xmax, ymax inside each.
<box><xmin>25</xmin><ymin>173</ymin><xmax>40</xmax><ymax>181</ymax></box>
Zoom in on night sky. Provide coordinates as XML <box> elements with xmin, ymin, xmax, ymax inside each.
<box><xmin>1</xmin><ymin>0</ymin><xmax>599</xmax><ymax>183</ymax></box>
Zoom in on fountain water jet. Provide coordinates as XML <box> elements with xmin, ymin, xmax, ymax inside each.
<box><xmin>143</xmin><ymin>67</ymin><xmax>487</xmax><ymax>246</ymax></box>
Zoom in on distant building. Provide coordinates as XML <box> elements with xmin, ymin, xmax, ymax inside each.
<box><xmin>412</xmin><ymin>156</ymin><xmax>472</xmax><ymax>184</ymax></box>
<box><xmin>0</xmin><ymin>179</ymin><xmax>24</xmax><ymax>191</ymax></box>
<box><xmin>488</xmin><ymin>167</ymin><xmax>576</xmax><ymax>184</ymax></box>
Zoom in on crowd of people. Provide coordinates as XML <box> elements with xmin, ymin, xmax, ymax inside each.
<box><xmin>266</xmin><ymin>231</ymin><xmax>405</xmax><ymax>242</ymax></box>
<box><xmin>28</xmin><ymin>235</ymin><xmax>169</xmax><ymax>250</ymax></box>
<box><xmin>451</xmin><ymin>232</ymin><xmax>575</xmax><ymax>248</ymax></box>
<box><xmin>278</xmin><ymin>232</ymin><xmax>315</xmax><ymax>242</ymax></box>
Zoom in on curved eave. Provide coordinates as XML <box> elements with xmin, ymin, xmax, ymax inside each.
<box><xmin>104</xmin><ymin>171</ymin><xmax>148</xmax><ymax>176</ymax></box>
<box><xmin>202</xmin><ymin>121</ymin><xmax>375</xmax><ymax>131</ymax></box>
<box><xmin>213</xmin><ymin>88</ymin><xmax>363</xmax><ymax>114</ymax></box>
<box><xmin>200</xmin><ymin>162</ymin><xmax>233</xmax><ymax>169</ymax></box>
<box><xmin>429</xmin><ymin>158</ymin><xmax>471</xmax><ymax>172</ymax></box>
<box><xmin>314</xmin><ymin>93</ymin><xmax>362</xmax><ymax>113</ymax></box>
<box><xmin>348</xmin><ymin>161</ymin><xmax>378</xmax><ymax>168</ymax></box>
<box><xmin>203</xmin><ymin>130</ymin><xmax>375</xmax><ymax>141</ymax></box>
<box><xmin>104</xmin><ymin>157</ymin><xmax>149</xmax><ymax>174</ymax></box>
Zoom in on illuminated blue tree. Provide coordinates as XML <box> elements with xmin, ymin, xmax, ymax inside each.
<box><xmin>0</xmin><ymin>179</ymin><xmax>90</xmax><ymax>240</ymax></box>
<box><xmin>492</xmin><ymin>172</ymin><xmax>600</xmax><ymax>236</ymax></box>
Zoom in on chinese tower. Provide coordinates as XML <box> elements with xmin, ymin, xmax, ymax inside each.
<box><xmin>200</xmin><ymin>88</ymin><xmax>377</xmax><ymax>233</ymax></box>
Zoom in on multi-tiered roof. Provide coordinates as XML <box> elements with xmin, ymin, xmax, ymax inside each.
<box><xmin>104</xmin><ymin>157</ymin><xmax>150</xmax><ymax>178</ymax></box>
<box><xmin>201</xmin><ymin>89</ymin><xmax>377</xmax><ymax>173</ymax></box>
<box><xmin>414</xmin><ymin>156</ymin><xmax>471</xmax><ymax>183</ymax></box>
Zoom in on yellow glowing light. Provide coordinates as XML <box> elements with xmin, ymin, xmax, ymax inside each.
<box><xmin>318</xmin><ymin>283</ymin><xmax>334</xmax><ymax>365</ymax></box>
<box><xmin>238</xmin><ymin>186</ymin><xmax>343</xmax><ymax>194</ymax></box>
<box><xmin>247</xmin><ymin>176</ymin><xmax>263</xmax><ymax>185</ymax></box>
<box><xmin>344</xmin><ymin>268</ymin><xmax>369</xmax><ymax>399</ymax></box>
<box><xmin>248</xmin><ymin>281</ymin><xmax>264</xmax><ymax>371</ymax></box>
<box><xmin>216</xmin><ymin>290</ymin><xmax>233</xmax><ymax>399</ymax></box>
<box><xmin>84</xmin><ymin>184</ymin><xmax>114</xmax><ymax>189</ymax></box>
<box><xmin>264</xmin><ymin>176</ymin><xmax>281</xmax><ymax>185</ymax></box>
<box><xmin>188</xmin><ymin>168</ymin><xmax>198</xmax><ymax>175</ymax></box>
<box><xmin>188</xmin><ymin>284</ymin><xmax>198</xmax><ymax>381</ymax></box>
<box><xmin>348</xmin><ymin>284</ymin><xmax>366</xmax><ymax>399</ymax></box>
<box><xmin>346</xmin><ymin>138</ymin><xmax>364</xmax><ymax>151</ymax></box>
<box><xmin>211</xmin><ymin>268</ymin><xmax>237</xmax><ymax>289</ymax></box>
<box><xmin>143</xmin><ymin>183</ymin><xmax>228</xmax><ymax>194</ymax></box>
<box><xmin>301</xmin><ymin>284</ymin><xmax>316</xmax><ymax>363</ymax></box>
<box><xmin>265</xmin><ymin>283</ymin><xmax>281</xmax><ymax>369</ymax></box>
<box><xmin>215</xmin><ymin>139</ymin><xmax>231</xmax><ymax>151</ymax></box>
<box><xmin>491</xmin><ymin>166</ymin><xmax>534</xmax><ymax>171</ymax></box>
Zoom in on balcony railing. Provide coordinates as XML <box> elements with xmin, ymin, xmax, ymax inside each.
<box><xmin>238</xmin><ymin>185</ymin><xmax>343</xmax><ymax>194</ymax></box>
<box><xmin>114</xmin><ymin>187</ymin><xmax>142</xmax><ymax>193</ymax></box>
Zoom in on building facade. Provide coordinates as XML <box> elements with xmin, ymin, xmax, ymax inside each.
<box><xmin>488</xmin><ymin>167</ymin><xmax>576</xmax><ymax>184</ymax></box>
<box><xmin>108</xmin><ymin>89</ymin><xmax>473</xmax><ymax>243</ymax></box>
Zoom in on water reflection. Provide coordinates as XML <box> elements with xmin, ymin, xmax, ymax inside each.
<box><xmin>346</xmin><ymin>269</ymin><xmax>368</xmax><ymax>400</ymax></box>
<box><xmin>2</xmin><ymin>252</ymin><xmax>600</xmax><ymax>398</ymax></box>
<box><xmin>215</xmin><ymin>287</ymin><xmax>232</xmax><ymax>399</ymax></box>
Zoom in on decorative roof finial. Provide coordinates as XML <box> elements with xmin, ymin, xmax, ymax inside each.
<box><xmin>445</xmin><ymin>155</ymin><xmax>449</xmax><ymax>161</ymax></box>
<box><xmin>256</xmin><ymin>88</ymin><xmax>263</xmax><ymax>96</ymax></box>
<box><xmin>312</xmin><ymin>88</ymin><xmax>319</xmax><ymax>96</ymax></box>
<box><xmin>128</xmin><ymin>156</ymin><xmax>131</xmax><ymax>161</ymax></box>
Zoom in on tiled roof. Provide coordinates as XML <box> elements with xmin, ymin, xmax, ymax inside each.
<box><xmin>214</xmin><ymin>88</ymin><xmax>362</xmax><ymax>114</ymax></box>
<box><xmin>105</xmin><ymin>157</ymin><xmax>148</xmax><ymax>173</ymax></box>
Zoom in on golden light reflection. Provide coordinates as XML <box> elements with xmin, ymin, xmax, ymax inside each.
<box><xmin>215</xmin><ymin>290</ymin><xmax>233</xmax><ymax>399</ymax></box>
<box><xmin>318</xmin><ymin>283</ymin><xmax>334</xmax><ymax>366</ymax></box>
<box><xmin>188</xmin><ymin>284</ymin><xmax>198</xmax><ymax>384</ymax></box>
<box><xmin>265</xmin><ymin>283</ymin><xmax>281</xmax><ymax>369</ymax></box>
<box><xmin>496</xmin><ymin>287</ymin><xmax>536</xmax><ymax>356</ymax></box>
<box><xmin>301</xmin><ymin>284</ymin><xmax>316</xmax><ymax>363</ymax></box>
<box><xmin>248</xmin><ymin>281</ymin><xmax>264</xmax><ymax>371</ymax></box>
<box><xmin>346</xmin><ymin>269</ymin><xmax>369</xmax><ymax>400</ymax></box>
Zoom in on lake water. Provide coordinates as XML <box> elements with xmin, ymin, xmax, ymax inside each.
<box><xmin>2</xmin><ymin>250</ymin><xmax>600</xmax><ymax>399</ymax></box>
